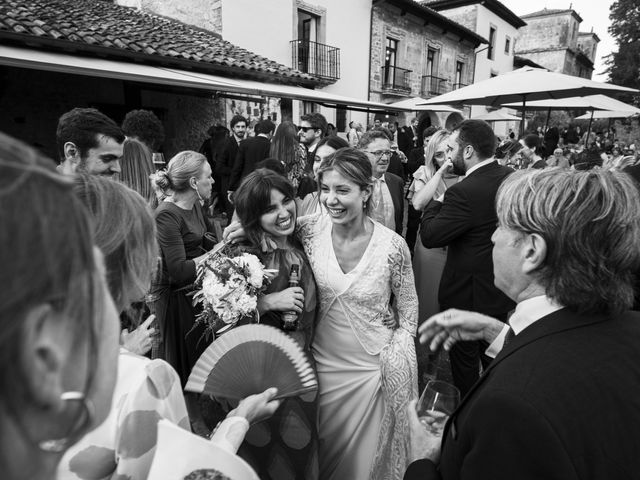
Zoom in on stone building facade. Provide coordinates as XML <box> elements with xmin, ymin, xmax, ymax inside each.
<box><xmin>515</xmin><ymin>8</ymin><xmax>599</xmax><ymax>79</ymax></box>
<box><xmin>370</xmin><ymin>0</ymin><xmax>485</xmax><ymax>129</ymax></box>
<box><xmin>425</xmin><ymin>0</ymin><xmax>526</xmax><ymax>136</ymax></box>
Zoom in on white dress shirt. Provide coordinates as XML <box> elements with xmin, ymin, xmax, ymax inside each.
<box><xmin>485</xmin><ymin>295</ymin><xmax>564</xmax><ymax>358</ymax></box>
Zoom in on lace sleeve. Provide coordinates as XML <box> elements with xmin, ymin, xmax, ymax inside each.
<box><xmin>390</xmin><ymin>236</ymin><xmax>418</xmax><ymax>336</ymax></box>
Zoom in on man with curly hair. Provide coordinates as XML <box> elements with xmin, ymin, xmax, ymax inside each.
<box><xmin>122</xmin><ymin>109</ymin><xmax>165</xmax><ymax>152</ymax></box>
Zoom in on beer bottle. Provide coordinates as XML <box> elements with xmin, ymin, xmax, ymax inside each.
<box><xmin>282</xmin><ymin>264</ymin><xmax>301</xmax><ymax>331</ymax></box>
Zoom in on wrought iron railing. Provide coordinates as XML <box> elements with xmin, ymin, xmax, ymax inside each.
<box><xmin>421</xmin><ymin>75</ymin><xmax>449</xmax><ymax>96</ymax></box>
<box><xmin>381</xmin><ymin>66</ymin><xmax>412</xmax><ymax>91</ymax></box>
<box><xmin>290</xmin><ymin>40</ymin><xmax>340</xmax><ymax>81</ymax></box>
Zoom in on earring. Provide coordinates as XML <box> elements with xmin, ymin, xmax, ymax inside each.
<box><xmin>38</xmin><ymin>391</ymin><xmax>95</xmax><ymax>453</ymax></box>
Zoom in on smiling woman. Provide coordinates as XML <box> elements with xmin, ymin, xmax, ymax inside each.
<box><xmin>232</xmin><ymin>168</ymin><xmax>319</xmax><ymax>480</ymax></box>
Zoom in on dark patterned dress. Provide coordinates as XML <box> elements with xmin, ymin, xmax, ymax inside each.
<box><xmin>235</xmin><ymin>238</ymin><xmax>319</xmax><ymax>480</ymax></box>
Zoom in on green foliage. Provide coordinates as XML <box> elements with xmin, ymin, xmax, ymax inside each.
<box><xmin>606</xmin><ymin>0</ymin><xmax>640</xmax><ymax>105</ymax></box>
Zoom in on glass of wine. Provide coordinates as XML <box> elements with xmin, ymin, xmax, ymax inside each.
<box><xmin>416</xmin><ymin>380</ymin><xmax>460</xmax><ymax>438</ymax></box>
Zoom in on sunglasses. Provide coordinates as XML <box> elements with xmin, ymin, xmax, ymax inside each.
<box><xmin>298</xmin><ymin>126</ymin><xmax>315</xmax><ymax>133</ymax></box>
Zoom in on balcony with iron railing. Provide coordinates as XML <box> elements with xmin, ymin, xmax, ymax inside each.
<box><xmin>381</xmin><ymin>66</ymin><xmax>412</xmax><ymax>94</ymax></box>
<box><xmin>421</xmin><ymin>75</ymin><xmax>449</xmax><ymax>97</ymax></box>
<box><xmin>290</xmin><ymin>40</ymin><xmax>340</xmax><ymax>82</ymax></box>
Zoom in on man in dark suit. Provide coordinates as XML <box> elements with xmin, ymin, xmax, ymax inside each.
<box><xmin>218</xmin><ymin>115</ymin><xmax>247</xmax><ymax>216</ymax></box>
<box><xmin>398</xmin><ymin>117</ymin><xmax>419</xmax><ymax>158</ymax></box>
<box><xmin>421</xmin><ymin>119</ymin><xmax>515</xmax><ymax>397</ymax></box>
<box><xmin>359</xmin><ymin>130</ymin><xmax>404</xmax><ymax>234</ymax></box>
<box><xmin>405</xmin><ymin>167</ymin><xmax>640</xmax><ymax>479</ymax></box>
<box><xmin>228</xmin><ymin>119</ymin><xmax>275</xmax><ymax>194</ymax></box>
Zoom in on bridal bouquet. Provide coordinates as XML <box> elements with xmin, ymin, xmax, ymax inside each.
<box><xmin>192</xmin><ymin>245</ymin><xmax>274</xmax><ymax>336</ymax></box>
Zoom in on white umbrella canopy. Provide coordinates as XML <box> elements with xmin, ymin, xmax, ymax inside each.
<box><xmin>473</xmin><ymin>109</ymin><xmax>522</xmax><ymax>121</ymax></box>
<box><xmin>388</xmin><ymin>96</ymin><xmax>462</xmax><ymax>113</ymax></box>
<box><xmin>501</xmin><ymin>94</ymin><xmax>640</xmax><ymax>113</ymax></box>
<box><xmin>418</xmin><ymin>67</ymin><xmax>638</xmax><ymax>107</ymax></box>
<box><xmin>575</xmin><ymin>110</ymin><xmax>640</xmax><ymax>120</ymax></box>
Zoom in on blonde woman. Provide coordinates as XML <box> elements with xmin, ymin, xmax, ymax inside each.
<box><xmin>120</xmin><ymin>137</ymin><xmax>156</xmax><ymax>205</ymax></box>
<box><xmin>410</xmin><ymin>130</ymin><xmax>459</xmax><ymax>323</ymax></box>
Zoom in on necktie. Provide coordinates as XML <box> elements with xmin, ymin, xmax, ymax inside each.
<box><xmin>371</xmin><ymin>178</ymin><xmax>386</xmax><ymax>224</ymax></box>
<box><xmin>503</xmin><ymin>327</ymin><xmax>516</xmax><ymax>347</ymax></box>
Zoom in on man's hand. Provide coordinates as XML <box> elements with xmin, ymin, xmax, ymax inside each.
<box><xmin>418</xmin><ymin>309</ymin><xmax>505</xmax><ymax>352</ymax></box>
<box><xmin>121</xmin><ymin>314</ymin><xmax>157</xmax><ymax>355</ymax></box>
<box><xmin>407</xmin><ymin>399</ymin><xmax>442</xmax><ymax>463</ymax></box>
<box><xmin>230</xmin><ymin>387</ymin><xmax>281</xmax><ymax>424</ymax></box>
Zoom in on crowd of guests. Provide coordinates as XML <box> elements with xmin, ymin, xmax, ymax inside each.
<box><xmin>495</xmin><ymin>123</ymin><xmax>640</xmax><ymax>172</ymax></box>
<box><xmin>2</xmin><ymin>105</ymin><xmax>640</xmax><ymax>480</ymax></box>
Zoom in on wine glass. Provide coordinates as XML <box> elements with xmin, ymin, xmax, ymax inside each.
<box><xmin>416</xmin><ymin>380</ymin><xmax>460</xmax><ymax>437</ymax></box>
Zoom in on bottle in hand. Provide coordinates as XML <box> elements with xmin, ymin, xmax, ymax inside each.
<box><xmin>281</xmin><ymin>264</ymin><xmax>301</xmax><ymax>331</ymax></box>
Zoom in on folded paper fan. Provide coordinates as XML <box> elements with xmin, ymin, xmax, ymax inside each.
<box><xmin>186</xmin><ymin>324</ymin><xmax>317</xmax><ymax>400</ymax></box>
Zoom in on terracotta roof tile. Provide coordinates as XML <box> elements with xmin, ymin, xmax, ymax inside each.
<box><xmin>0</xmin><ymin>0</ymin><xmax>316</xmax><ymax>82</ymax></box>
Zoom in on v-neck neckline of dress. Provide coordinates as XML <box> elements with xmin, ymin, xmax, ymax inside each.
<box><xmin>328</xmin><ymin>221</ymin><xmax>377</xmax><ymax>276</ymax></box>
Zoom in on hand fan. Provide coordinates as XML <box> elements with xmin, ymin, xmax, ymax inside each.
<box><xmin>186</xmin><ymin>324</ymin><xmax>317</xmax><ymax>400</ymax></box>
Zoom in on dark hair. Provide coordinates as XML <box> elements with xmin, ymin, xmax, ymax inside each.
<box><xmin>121</xmin><ymin>109</ymin><xmax>165</xmax><ymax>151</ymax></box>
<box><xmin>270</xmin><ymin>121</ymin><xmax>298</xmax><ymax>166</ymax></box>
<box><xmin>423</xmin><ymin>126</ymin><xmax>439</xmax><ymax>140</ymax></box>
<box><xmin>300</xmin><ymin>112</ymin><xmax>328</xmax><ymax>136</ymax></box>
<box><xmin>358</xmin><ymin>130</ymin><xmax>391</xmax><ymax>149</ymax></box>
<box><xmin>255</xmin><ymin>157</ymin><xmax>286</xmax><ymax>176</ymax></box>
<box><xmin>234</xmin><ymin>169</ymin><xmax>295</xmax><ymax>247</ymax></box>
<box><xmin>230</xmin><ymin>115</ymin><xmax>248</xmax><ymax>129</ymax></box>
<box><xmin>255</xmin><ymin>119</ymin><xmax>276</xmax><ymax>135</ymax></box>
<box><xmin>316</xmin><ymin>135</ymin><xmax>349</xmax><ymax>152</ymax></box>
<box><xmin>317</xmin><ymin>147</ymin><xmax>373</xmax><ymax>213</ymax></box>
<box><xmin>523</xmin><ymin>134</ymin><xmax>540</xmax><ymax>150</ymax></box>
<box><xmin>0</xmin><ymin>132</ymin><xmax>99</xmax><ymax>438</ymax></box>
<box><xmin>452</xmin><ymin>119</ymin><xmax>496</xmax><ymax>160</ymax></box>
<box><xmin>56</xmin><ymin>107</ymin><xmax>125</xmax><ymax>162</ymax></box>
<box><xmin>73</xmin><ymin>175</ymin><xmax>157</xmax><ymax>312</ymax></box>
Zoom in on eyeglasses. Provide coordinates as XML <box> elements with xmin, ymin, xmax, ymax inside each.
<box><xmin>298</xmin><ymin>126</ymin><xmax>314</xmax><ymax>133</ymax></box>
<box><xmin>365</xmin><ymin>150</ymin><xmax>393</xmax><ymax>159</ymax></box>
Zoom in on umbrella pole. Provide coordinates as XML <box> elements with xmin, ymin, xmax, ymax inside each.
<box><xmin>586</xmin><ymin>110</ymin><xmax>594</xmax><ymax>147</ymax></box>
<box><xmin>520</xmin><ymin>96</ymin><xmax>527</xmax><ymax>138</ymax></box>
<box><xmin>544</xmin><ymin>107</ymin><xmax>551</xmax><ymax>132</ymax></box>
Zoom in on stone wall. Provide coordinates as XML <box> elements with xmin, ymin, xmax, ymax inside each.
<box><xmin>370</xmin><ymin>3</ymin><xmax>476</xmax><ymax>99</ymax></box>
<box><xmin>115</xmin><ymin>0</ymin><xmax>222</xmax><ymax>34</ymax></box>
<box><xmin>517</xmin><ymin>11</ymin><xmax>578</xmax><ymax>52</ymax></box>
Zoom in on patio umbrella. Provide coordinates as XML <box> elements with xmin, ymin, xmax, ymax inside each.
<box><xmin>473</xmin><ymin>109</ymin><xmax>522</xmax><ymax>122</ymax></box>
<box><xmin>502</xmin><ymin>94</ymin><xmax>640</xmax><ymax>141</ymax></box>
<box><xmin>417</xmin><ymin>67</ymin><xmax>638</xmax><ymax>135</ymax></box>
<box><xmin>574</xmin><ymin>110</ymin><xmax>640</xmax><ymax>120</ymax></box>
<box><xmin>388</xmin><ymin>97</ymin><xmax>462</xmax><ymax>113</ymax></box>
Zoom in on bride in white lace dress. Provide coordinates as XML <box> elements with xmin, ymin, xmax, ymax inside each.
<box><xmin>297</xmin><ymin>148</ymin><xmax>418</xmax><ymax>480</ymax></box>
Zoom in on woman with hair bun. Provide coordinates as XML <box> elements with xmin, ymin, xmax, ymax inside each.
<box><xmin>150</xmin><ymin>151</ymin><xmax>216</xmax><ymax>427</ymax></box>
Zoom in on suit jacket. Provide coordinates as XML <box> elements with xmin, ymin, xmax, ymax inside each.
<box><xmin>405</xmin><ymin>308</ymin><xmax>640</xmax><ymax>480</ymax></box>
<box><xmin>383</xmin><ymin>172</ymin><xmax>405</xmax><ymax>235</ymax></box>
<box><xmin>420</xmin><ymin>161</ymin><xmax>514</xmax><ymax>316</ymax></box>
<box><xmin>229</xmin><ymin>135</ymin><xmax>271</xmax><ymax>191</ymax></box>
<box><xmin>398</xmin><ymin>126</ymin><xmax>416</xmax><ymax>157</ymax></box>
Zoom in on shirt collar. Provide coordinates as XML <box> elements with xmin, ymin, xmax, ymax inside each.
<box><xmin>465</xmin><ymin>157</ymin><xmax>495</xmax><ymax>177</ymax></box>
<box><xmin>373</xmin><ymin>175</ymin><xmax>386</xmax><ymax>183</ymax></box>
<box><xmin>509</xmin><ymin>295</ymin><xmax>564</xmax><ymax>335</ymax></box>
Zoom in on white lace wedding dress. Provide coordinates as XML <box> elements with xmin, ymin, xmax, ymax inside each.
<box><xmin>297</xmin><ymin>214</ymin><xmax>418</xmax><ymax>480</ymax></box>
